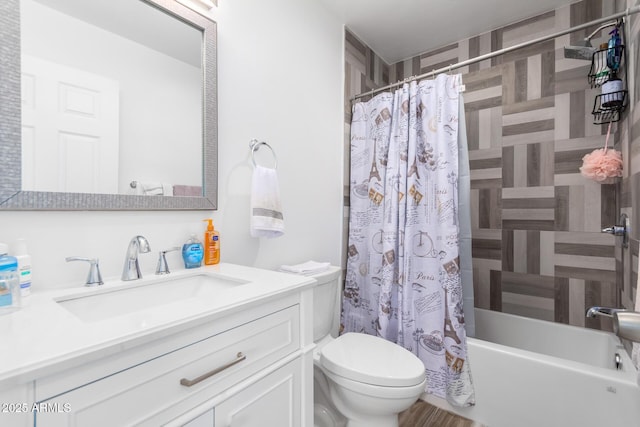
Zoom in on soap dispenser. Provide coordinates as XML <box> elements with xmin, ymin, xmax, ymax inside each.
<box><xmin>0</xmin><ymin>243</ymin><xmax>21</xmax><ymax>312</ymax></box>
<box><xmin>202</xmin><ymin>219</ymin><xmax>220</xmax><ymax>265</ymax></box>
<box><xmin>182</xmin><ymin>234</ymin><xmax>203</xmax><ymax>269</ymax></box>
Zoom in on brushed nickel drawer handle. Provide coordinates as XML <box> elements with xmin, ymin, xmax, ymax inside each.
<box><xmin>180</xmin><ymin>352</ymin><xmax>247</xmax><ymax>387</ymax></box>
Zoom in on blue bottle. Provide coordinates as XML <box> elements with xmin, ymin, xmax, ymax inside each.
<box><xmin>602</xmin><ymin>26</ymin><xmax>624</xmax><ymax>108</ymax></box>
<box><xmin>606</xmin><ymin>27</ymin><xmax>622</xmax><ymax>73</ymax></box>
<box><xmin>0</xmin><ymin>243</ymin><xmax>20</xmax><ymax>311</ymax></box>
<box><xmin>182</xmin><ymin>234</ymin><xmax>204</xmax><ymax>269</ymax></box>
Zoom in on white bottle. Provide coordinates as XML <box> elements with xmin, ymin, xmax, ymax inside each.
<box><xmin>12</xmin><ymin>239</ymin><xmax>32</xmax><ymax>297</ymax></box>
<box><xmin>601</xmin><ymin>76</ymin><xmax>624</xmax><ymax>108</ymax></box>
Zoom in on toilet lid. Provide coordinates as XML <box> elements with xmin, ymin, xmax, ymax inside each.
<box><xmin>320</xmin><ymin>333</ymin><xmax>425</xmax><ymax>387</ymax></box>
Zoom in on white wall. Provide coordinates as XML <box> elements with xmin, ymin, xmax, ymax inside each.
<box><xmin>0</xmin><ymin>0</ymin><xmax>345</xmax><ymax>291</ymax></box>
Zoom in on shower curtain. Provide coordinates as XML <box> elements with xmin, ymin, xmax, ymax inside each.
<box><xmin>342</xmin><ymin>73</ymin><xmax>475</xmax><ymax>406</ymax></box>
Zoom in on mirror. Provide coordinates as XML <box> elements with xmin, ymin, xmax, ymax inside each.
<box><xmin>0</xmin><ymin>0</ymin><xmax>217</xmax><ymax>210</ymax></box>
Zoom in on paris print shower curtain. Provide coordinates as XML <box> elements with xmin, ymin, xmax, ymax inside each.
<box><xmin>342</xmin><ymin>74</ymin><xmax>475</xmax><ymax>406</ymax></box>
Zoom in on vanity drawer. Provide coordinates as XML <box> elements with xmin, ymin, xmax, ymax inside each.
<box><xmin>36</xmin><ymin>305</ymin><xmax>300</xmax><ymax>427</ymax></box>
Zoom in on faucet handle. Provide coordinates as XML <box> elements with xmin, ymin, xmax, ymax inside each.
<box><xmin>156</xmin><ymin>247</ymin><xmax>180</xmax><ymax>275</ymax></box>
<box><xmin>601</xmin><ymin>226</ymin><xmax>625</xmax><ymax>235</ymax></box>
<box><xmin>601</xmin><ymin>213</ymin><xmax>630</xmax><ymax>248</ymax></box>
<box><xmin>66</xmin><ymin>256</ymin><xmax>104</xmax><ymax>286</ymax></box>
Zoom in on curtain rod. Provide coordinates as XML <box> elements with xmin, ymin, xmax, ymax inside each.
<box><xmin>352</xmin><ymin>5</ymin><xmax>640</xmax><ymax>101</ymax></box>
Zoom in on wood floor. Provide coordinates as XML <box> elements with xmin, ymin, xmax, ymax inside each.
<box><xmin>399</xmin><ymin>400</ymin><xmax>483</xmax><ymax>427</ymax></box>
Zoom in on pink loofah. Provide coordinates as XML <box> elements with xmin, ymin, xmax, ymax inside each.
<box><xmin>580</xmin><ymin>148</ymin><xmax>623</xmax><ymax>183</ymax></box>
<box><xmin>579</xmin><ymin>122</ymin><xmax>623</xmax><ymax>184</ymax></box>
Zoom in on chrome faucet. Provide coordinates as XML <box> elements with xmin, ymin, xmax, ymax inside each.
<box><xmin>613</xmin><ymin>311</ymin><xmax>640</xmax><ymax>343</ymax></box>
<box><xmin>156</xmin><ymin>247</ymin><xmax>180</xmax><ymax>275</ymax></box>
<box><xmin>586</xmin><ymin>306</ymin><xmax>626</xmax><ymax>318</ymax></box>
<box><xmin>66</xmin><ymin>256</ymin><xmax>104</xmax><ymax>286</ymax></box>
<box><xmin>587</xmin><ymin>307</ymin><xmax>640</xmax><ymax>343</ymax></box>
<box><xmin>121</xmin><ymin>235</ymin><xmax>151</xmax><ymax>281</ymax></box>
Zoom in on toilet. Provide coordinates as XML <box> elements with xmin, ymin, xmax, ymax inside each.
<box><xmin>310</xmin><ymin>267</ymin><xmax>426</xmax><ymax>427</ymax></box>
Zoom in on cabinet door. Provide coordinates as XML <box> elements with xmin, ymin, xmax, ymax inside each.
<box><xmin>183</xmin><ymin>409</ymin><xmax>214</xmax><ymax>427</ymax></box>
<box><xmin>215</xmin><ymin>358</ymin><xmax>301</xmax><ymax>427</ymax></box>
<box><xmin>0</xmin><ymin>383</ymin><xmax>34</xmax><ymax>427</ymax></box>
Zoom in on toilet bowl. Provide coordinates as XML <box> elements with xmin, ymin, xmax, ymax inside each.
<box><xmin>307</xmin><ymin>267</ymin><xmax>426</xmax><ymax>427</ymax></box>
<box><xmin>317</xmin><ymin>332</ymin><xmax>426</xmax><ymax>427</ymax></box>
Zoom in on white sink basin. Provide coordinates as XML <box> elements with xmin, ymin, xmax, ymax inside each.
<box><xmin>56</xmin><ymin>273</ymin><xmax>250</xmax><ymax>323</ymax></box>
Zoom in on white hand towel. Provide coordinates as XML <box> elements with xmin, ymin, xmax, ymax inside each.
<box><xmin>135</xmin><ymin>182</ymin><xmax>173</xmax><ymax>196</ymax></box>
<box><xmin>250</xmin><ymin>165</ymin><xmax>284</xmax><ymax>238</ymax></box>
<box><xmin>279</xmin><ymin>261</ymin><xmax>330</xmax><ymax>275</ymax></box>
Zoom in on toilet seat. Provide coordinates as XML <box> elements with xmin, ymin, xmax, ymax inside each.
<box><xmin>320</xmin><ymin>332</ymin><xmax>425</xmax><ymax>387</ymax></box>
<box><xmin>322</xmin><ymin>368</ymin><xmax>427</xmax><ymax>399</ymax></box>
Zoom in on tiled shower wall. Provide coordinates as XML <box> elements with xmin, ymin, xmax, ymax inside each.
<box><xmin>626</xmin><ymin>0</ymin><xmax>640</xmax><ymax>316</ymax></box>
<box><xmin>344</xmin><ymin>0</ymin><xmax>640</xmax><ymax>331</ymax></box>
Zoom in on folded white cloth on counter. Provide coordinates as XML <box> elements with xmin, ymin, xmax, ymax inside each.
<box><xmin>132</xmin><ymin>182</ymin><xmax>173</xmax><ymax>196</ymax></box>
<box><xmin>250</xmin><ymin>165</ymin><xmax>284</xmax><ymax>238</ymax></box>
<box><xmin>279</xmin><ymin>261</ymin><xmax>330</xmax><ymax>275</ymax></box>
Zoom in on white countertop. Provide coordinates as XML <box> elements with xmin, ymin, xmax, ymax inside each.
<box><xmin>0</xmin><ymin>263</ymin><xmax>316</xmax><ymax>387</ymax></box>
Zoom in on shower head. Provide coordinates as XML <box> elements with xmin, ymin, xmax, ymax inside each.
<box><xmin>563</xmin><ymin>20</ymin><xmax>619</xmax><ymax>61</ymax></box>
<box><xmin>564</xmin><ymin>38</ymin><xmax>596</xmax><ymax>60</ymax></box>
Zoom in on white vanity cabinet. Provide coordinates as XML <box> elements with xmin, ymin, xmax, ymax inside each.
<box><xmin>31</xmin><ymin>292</ymin><xmax>312</xmax><ymax>427</ymax></box>
<box><xmin>184</xmin><ymin>410</ymin><xmax>214</xmax><ymax>426</ymax></box>
<box><xmin>0</xmin><ymin>382</ymin><xmax>35</xmax><ymax>426</ymax></box>
<box><xmin>183</xmin><ymin>358</ymin><xmax>302</xmax><ymax>427</ymax></box>
<box><xmin>213</xmin><ymin>358</ymin><xmax>301</xmax><ymax>426</ymax></box>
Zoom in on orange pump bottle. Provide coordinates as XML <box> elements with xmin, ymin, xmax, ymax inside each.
<box><xmin>202</xmin><ymin>219</ymin><xmax>220</xmax><ymax>265</ymax></box>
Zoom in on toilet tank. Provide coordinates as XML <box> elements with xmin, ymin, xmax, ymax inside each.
<box><xmin>310</xmin><ymin>266</ymin><xmax>343</xmax><ymax>342</ymax></box>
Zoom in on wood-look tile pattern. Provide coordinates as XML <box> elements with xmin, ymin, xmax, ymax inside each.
<box><xmin>343</xmin><ymin>29</ymin><xmax>391</xmax><ymax>268</ymax></box>
<box><xmin>344</xmin><ymin>0</ymin><xmax>638</xmax><ymax>331</ymax></box>
<box><xmin>626</xmin><ymin>3</ymin><xmax>640</xmax><ymax>313</ymax></box>
<box><xmin>399</xmin><ymin>400</ymin><xmax>483</xmax><ymax>427</ymax></box>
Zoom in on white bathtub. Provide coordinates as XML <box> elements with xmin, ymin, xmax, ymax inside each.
<box><xmin>423</xmin><ymin>308</ymin><xmax>640</xmax><ymax>427</ymax></box>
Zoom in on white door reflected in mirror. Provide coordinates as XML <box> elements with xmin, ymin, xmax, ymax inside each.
<box><xmin>22</xmin><ymin>55</ymin><xmax>120</xmax><ymax>194</ymax></box>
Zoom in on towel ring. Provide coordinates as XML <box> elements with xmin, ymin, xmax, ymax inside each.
<box><xmin>249</xmin><ymin>139</ymin><xmax>278</xmax><ymax>169</ymax></box>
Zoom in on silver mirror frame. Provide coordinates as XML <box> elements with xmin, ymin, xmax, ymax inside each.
<box><xmin>0</xmin><ymin>0</ymin><xmax>218</xmax><ymax>210</ymax></box>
